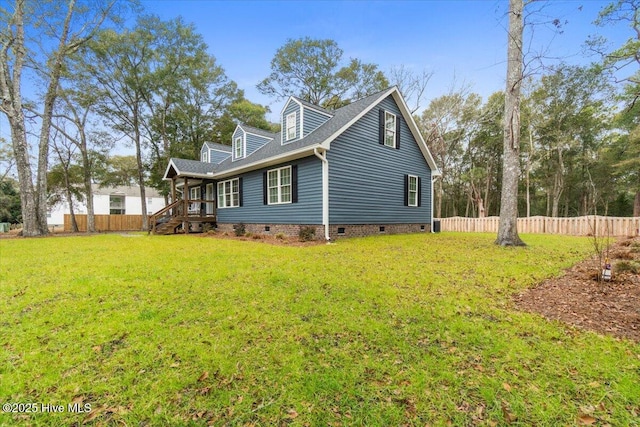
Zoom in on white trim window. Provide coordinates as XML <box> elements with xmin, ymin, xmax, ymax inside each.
<box><xmin>267</xmin><ymin>166</ymin><xmax>292</xmax><ymax>204</ymax></box>
<box><xmin>201</xmin><ymin>150</ymin><xmax>208</xmax><ymax>162</ymax></box>
<box><xmin>408</xmin><ymin>175</ymin><xmax>418</xmax><ymax>207</ymax></box>
<box><xmin>233</xmin><ymin>136</ymin><xmax>243</xmax><ymax>159</ymax></box>
<box><xmin>384</xmin><ymin>111</ymin><xmax>397</xmax><ymax>148</ymax></box>
<box><xmin>286</xmin><ymin>112</ymin><xmax>296</xmax><ymax>141</ymax></box>
<box><xmin>217</xmin><ymin>178</ymin><xmax>239</xmax><ymax>208</ymax></box>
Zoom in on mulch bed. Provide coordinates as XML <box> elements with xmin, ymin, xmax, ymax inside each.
<box><xmin>514</xmin><ymin>236</ymin><xmax>640</xmax><ymax>342</ymax></box>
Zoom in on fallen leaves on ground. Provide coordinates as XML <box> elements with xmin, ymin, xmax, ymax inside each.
<box><xmin>515</xmin><ymin>236</ymin><xmax>640</xmax><ymax>342</ymax></box>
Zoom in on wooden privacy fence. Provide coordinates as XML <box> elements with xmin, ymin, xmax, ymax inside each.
<box><xmin>437</xmin><ymin>216</ymin><xmax>640</xmax><ymax>237</ymax></box>
<box><xmin>64</xmin><ymin>214</ymin><xmax>150</xmax><ymax>232</ymax></box>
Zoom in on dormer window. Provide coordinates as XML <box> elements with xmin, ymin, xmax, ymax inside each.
<box><xmin>286</xmin><ymin>112</ymin><xmax>296</xmax><ymax>141</ymax></box>
<box><xmin>384</xmin><ymin>111</ymin><xmax>396</xmax><ymax>148</ymax></box>
<box><xmin>234</xmin><ymin>136</ymin><xmax>243</xmax><ymax>159</ymax></box>
<box><xmin>201</xmin><ymin>150</ymin><xmax>208</xmax><ymax>162</ymax></box>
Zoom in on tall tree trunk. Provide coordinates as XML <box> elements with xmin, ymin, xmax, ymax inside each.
<box><xmin>526</xmin><ymin>125</ymin><xmax>533</xmax><ymax>217</ymax></box>
<box><xmin>477</xmin><ymin>197</ymin><xmax>485</xmax><ymax>218</ymax></box>
<box><xmin>80</xmin><ymin>137</ymin><xmax>95</xmax><ymax>232</ymax></box>
<box><xmin>1</xmin><ymin>0</ymin><xmax>39</xmax><ymax>236</ymax></box>
<box><xmin>551</xmin><ymin>171</ymin><xmax>563</xmax><ymax>218</ymax></box>
<box><xmin>496</xmin><ymin>0</ymin><xmax>526</xmax><ymax>246</ymax></box>
<box><xmin>64</xmin><ymin>173</ymin><xmax>79</xmax><ymax>233</ymax></box>
<box><xmin>133</xmin><ymin>115</ymin><xmax>148</xmax><ymax>230</ymax></box>
<box><xmin>10</xmin><ymin>120</ymin><xmax>39</xmax><ymax>235</ymax></box>
<box><xmin>36</xmin><ymin>0</ymin><xmax>78</xmax><ymax>236</ymax></box>
<box><xmin>484</xmin><ymin>164</ymin><xmax>493</xmax><ymax>216</ymax></box>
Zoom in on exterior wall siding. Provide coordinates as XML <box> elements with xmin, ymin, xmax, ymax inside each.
<box><xmin>302</xmin><ymin>107</ymin><xmax>331</xmax><ymax>136</ymax></box>
<box><xmin>327</xmin><ymin>95</ymin><xmax>432</xmax><ymax>224</ymax></box>
<box><xmin>245</xmin><ymin>132</ymin><xmax>271</xmax><ymax>156</ymax></box>
<box><xmin>216</xmin><ymin>155</ymin><xmax>322</xmax><ymax>224</ymax></box>
<box><xmin>281</xmin><ymin>100</ymin><xmax>301</xmax><ymax>144</ymax></box>
<box><xmin>209</xmin><ymin>149</ymin><xmax>231</xmax><ymax>164</ymax></box>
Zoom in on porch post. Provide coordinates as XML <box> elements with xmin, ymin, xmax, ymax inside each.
<box><xmin>183</xmin><ymin>177</ymin><xmax>189</xmax><ymax>232</ymax></box>
<box><xmin>171</xmin><ymin>178</ymin><xmax>176</xmax><ymax>203</ymax></box>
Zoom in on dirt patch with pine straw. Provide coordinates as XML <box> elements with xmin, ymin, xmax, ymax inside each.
<box><xmin>515</xmin><ymin>236</ymin><xmax>640</xmax><ymax>342</ymax></box>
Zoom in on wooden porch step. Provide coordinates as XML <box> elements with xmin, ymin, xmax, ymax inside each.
<box><xmin>154</xmin><ymin>218</ymin><xmax>183</xmax><ymax>235</ymax></box>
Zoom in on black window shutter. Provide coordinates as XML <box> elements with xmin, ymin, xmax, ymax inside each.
<box><xmin>238</xmin><ymin>177</ymin><xmax>243</xmax><ymax>207</ymax></box>
<box><xmin>404</xmin><ymin>174</ymin><xmax>409</xmax><ymax>206</ymax></box>
<box><xmin>417</xmin><ymin>177</ymin><xmax>422</xmax><ymax>207</ymax></box>
<box><xmin>395</xmin><ymin>116</ymin><xmax>401</xmax><ymax>149</ymax></box>
<box><xmin>291</xmin><ymin>165</ymin><xmax>298</xmax><ymax>203</ymax></box>
<box><xmin>263</xmin><ymin>171</ymin><xmax>268</xmax><ymax>205</ymax></box>
<box><xmin>378</xmin><ymin>109</ymin><xmax>385</xmax><ymax>145</ymax></box>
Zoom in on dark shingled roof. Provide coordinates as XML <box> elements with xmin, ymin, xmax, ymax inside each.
<box><xmin>215</xmin><ymin>89</ymin><xmax>391</xmax><ymax>171</ymax></box>
<box><xmin>168</xmin><ymin>158</ymin><xmax>216</xmax><ymax>176</ymax></box>
<box><xmin>203</xmin><ymin>142</ymin><xmax>232</xmax><ymax>152</ymax></box>
<box><xmin>290</xmin><ymin>96</ymin><xmax>334</xmax><ymax>116</ymax></box>
<box><xmin>166</xmin><ymin>87</ymin><xmax>397</xmax><ymax>179</ymax></box>
<box><xmin>240</xmin><ymin>124</ymin><xmax>277</xmax><ymax>140</ymax></box>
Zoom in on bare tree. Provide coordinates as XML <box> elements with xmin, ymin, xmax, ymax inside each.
<box><xmin>49</xmin><ymin>126</ymin><xmax>81</xmax><ymax>232</ymax></box>
<box><xmin>388</xmin><ymin>65</ymin><xmax>434</xmax><ymax>113</ymax></box>
<box><xmin>496</xmin><ymin>0</ymin><xmax>526</xmax><ymax>246</ymax></box>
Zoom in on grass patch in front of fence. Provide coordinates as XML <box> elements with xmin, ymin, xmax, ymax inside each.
<box><xmin>0</xmin><ymin>233</ymin><xmax>638</xmax><ymax>426</ymax></box>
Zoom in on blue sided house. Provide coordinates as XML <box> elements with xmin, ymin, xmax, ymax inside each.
<box><xmin>155</xmin><ymin>86</ymin><xmax>441</xmax><ymax>239</ymax></box>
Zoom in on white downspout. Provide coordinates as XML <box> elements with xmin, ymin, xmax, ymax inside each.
<box><xmin>313</xmin><ymin>147</ymin><xmax>330</xmax><ymax>241</ymax></box>
<box><xmin>431</xmin><ymin>173</ymin><xmax>439</xmax><ymax>233</ymax></box>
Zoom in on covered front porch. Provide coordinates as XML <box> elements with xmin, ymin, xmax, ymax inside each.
<box><xmin>151</xmin><ymin>162</ymin><xmax>217</xmax><ymax>235</ymax></box>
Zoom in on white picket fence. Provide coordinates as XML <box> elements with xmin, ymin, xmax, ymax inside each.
<box><xmin>436</xmin><ymin>215</ymin><xmax>640</xmax><ymax>237</ymax></box>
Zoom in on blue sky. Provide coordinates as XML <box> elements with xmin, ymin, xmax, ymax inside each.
<box><xmin>144</xmin><ymin>0</ymin><xmax>625</xmax><ymax>121</ymax></box>
<box><xmin>0</xmin><ymin>1</ymin><xmax>629</xmax><ymax>153</ymax></box>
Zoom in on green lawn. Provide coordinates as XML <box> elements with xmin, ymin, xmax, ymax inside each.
<box><xmin>1</xmin><ymin>233</ymin><xmax>638</xmax><ymax>426</ymax></box>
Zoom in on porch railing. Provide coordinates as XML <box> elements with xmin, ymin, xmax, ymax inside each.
<box><xmin>149</xmin><ymin>199</ymin><xmax>183</xmax><ymax>234</ymax></box>
<box><xmin>149</xmin><ymin>198</ymin><xmax>217</xmax><ymax>234</ymax></box>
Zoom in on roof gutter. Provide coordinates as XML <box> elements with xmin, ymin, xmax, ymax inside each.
<box><xmin>313</xmin><ymin>147</ymin><xmax>330</xmax><ymax>241</ymax></box>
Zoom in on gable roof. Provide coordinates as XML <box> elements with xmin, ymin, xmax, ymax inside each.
<box><xmin>203</xmin><ymin>142</ymin><xmax>232</xmax><ymax>152</ymax></box>
<box><xmin>238</xmin><ymin>124</ymin><xmax>277</xmax><ymax>139</ymax></box>
<box><xmin>164</xmin><ymin>158</ymin><xmax>215</xmax><ymax>179</ymax></box>
<box><xmin>289</xmin><ymin>96</ymin><xmax>334</xmax><ymax>117</ymax></box>
<box><xmin>165</xmin><ymin>87</ymin><xmax>440</xmax><ymax>180</ymax></box>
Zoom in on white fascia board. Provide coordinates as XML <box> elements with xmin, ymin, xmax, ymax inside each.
<box><xmin>279</xmin><ymin>97</ymin><xmax>300</xmax><ymax>117</ymax></box>
<box><xmin>163</xmin><ymin>159</ymin><xmax>179</xmax><ymax>181</ymax></box>
<box><xmin>300</xmin><ymin>106</ymin><xmax>304</xmax><ymax>137</ymax></box>
<box><xmin>231</xmin><ymin>123</ymin><xmax>242</xmax><ymax>139</ymax></box>
<box><xmin>213</xmin><ymin>145</ymin><xmax>323</xmax><ymax>179</ymax></box>
<box><xmin>390</xmin><ymin>89</ymin><xmax>441</xmax><ymax>176</ymax></box>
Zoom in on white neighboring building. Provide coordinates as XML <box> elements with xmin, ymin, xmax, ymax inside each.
<box><xmin>48</xmin><ymin>184</ymin><xmax>166</xmax><ymax>227</ymax></box>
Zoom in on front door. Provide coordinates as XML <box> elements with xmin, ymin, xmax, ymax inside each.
<box><xmin>206</xmin><ymin>183</ymin><xmax>214</xmax><ymax>215</ymax></box>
